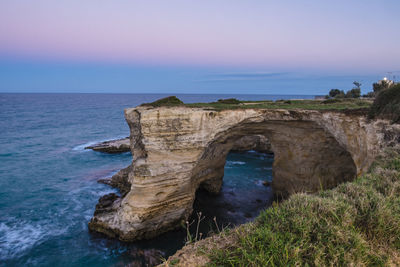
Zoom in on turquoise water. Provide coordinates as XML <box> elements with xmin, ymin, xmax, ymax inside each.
<box><xmin>0</xmin><ymin>93</ymin><xmax>312</xmax><ymax>266</ymax></box>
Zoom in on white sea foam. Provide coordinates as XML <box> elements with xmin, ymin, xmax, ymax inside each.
<box><xmin>0</xmin><ymin>220</ymin><xmax>66</xmax><ymax>260</ymax></box>
<box><xmin>72</xmin><ymin>141</ymin><xmax>98</xmax><ymax>151</ymax></box>
<box><xmin>226</xmin><ymin>161</ymin><xmax>246</xmax><ymax>166</ymax></box>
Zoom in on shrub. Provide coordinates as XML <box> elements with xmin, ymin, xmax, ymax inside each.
<box><xmin>217</xmin><ymin>98</ymin><xmax>241</xmax><ymax>104</ymax></box>
<box><xmin>322</xmin><ymin>98</ymin><xmax>342</xmax><ymax>104</ymax></box>
<box><xmin>345</xmin><ymin>88</ymin><xmax>361</xmax><ymax>98</ymax></box>
<box><xmin>369</xmin><ymin>83</ymin><xmax>400</xmax><ymax>123</ymax></box>
<box><xmin>141</xmin><ymin>96</ymin><xmax>184</xmax><ymax>107</ymax></box>
<box><xmin>329</xmin><ymin>89</ymin><xmax>345</xmax><ymax>98</ymax></box>
<box><xmin>373</xmin><ymin>81</ymin><xmax>392</xmax><ymax>94</ymax></box>
<box><xmin>363</xmin><ymin>92</ymin><xmax>375</xmax><ymax>98</ymax></box>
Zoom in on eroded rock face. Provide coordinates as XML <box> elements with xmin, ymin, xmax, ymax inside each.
<box><xmin>98</xmin><ymin>165</ymin><xmax>132</xmax><ymax>197</ymax></box>
<box><xmin>231</xmin><ymin>135</ymin><xmax>272</xmax><ymax>153</ymax></box>
<box><xmin>89</xmin><ymin>106</ymin><xmax>396</xmax><ymax>241</ymax></box>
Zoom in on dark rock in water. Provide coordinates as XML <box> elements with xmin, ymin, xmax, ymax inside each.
<box><xmin>262</xmin><ymin>180</ymin><xmax>271</xmax><ymax>187</ymax></box>
<box><xmin>98</xmin><ymin>165</ymin><xmax>132</xmax><ymax>197</ymax></box>
<box><xmin>93</xmin><ymin>193</ymin><xmax>119</xmax><ymax>215</ymax></box>
<box><xmin>127</xmin><ymin>248</ymin><xmax>165</xmax><ymax>267</ymax></box>
<box><xmin>97</xmin><ymin>178</ymin><xmax>112</xmax><ymax>186</ymax></box>
<box><xmin>85</xmin><ymin>137</ymin><xmax>130</xmax><ymax>153</ymax></box>
<box><xmin>244</xmin><ymin>212</ymin><xmax>252</xmax><ymax>218</ymax></box>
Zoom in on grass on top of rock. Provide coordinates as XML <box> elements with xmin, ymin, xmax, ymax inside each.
<box><xmin>140</xmin><ymin>96</ymin><xmax>184</xmax><ymax>107</ymax></box>
<box><xmin>186</xmin><ymin>98</ymin><xmax>372</xmax><ymax>111</ymax></box>
<box><xmin>139</xmin><ymin>96</ymin><xmax>372</xmax><ymax>110</ymax></box>
<box><xmin>205</xmin><ymin>147</ymin><xmax>400</xmax><ymax>266</ymax></box>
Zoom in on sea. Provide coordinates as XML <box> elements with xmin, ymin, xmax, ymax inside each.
<box><xmin>0</xmin><ymin>93</ymin><xmax>315</xmax><ymax>266</ymax></box>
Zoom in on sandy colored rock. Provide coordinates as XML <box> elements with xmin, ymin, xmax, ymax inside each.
<box><xmin>98</xmin><ymin>165</ymin><xmax>132</xmax><ymax>197</ymax></box>
<box><xmin>89</xmin><ymin>106</ymin><xmax>399</xmax><ymax>241</ymax></box>
<box><xmin>231</xmin><ymin>135</ymin><xmax>272</xmax><ymax>153</ymax></box>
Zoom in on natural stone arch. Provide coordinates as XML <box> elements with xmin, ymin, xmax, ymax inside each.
<box><xmin>89</xmin><ymin>106</ymin><xmax>385</xmax><ymax>241</ymax></box>
<box><xmin>192</xmin><ymin>119</ymin><xmax>356</xmax><ymax>200</ymax></box>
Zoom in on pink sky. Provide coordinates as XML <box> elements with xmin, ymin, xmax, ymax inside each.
<box><xmin>0</xmin><ymin>0</ymin><xmax>399</xmax><ymax>72</ymax></box>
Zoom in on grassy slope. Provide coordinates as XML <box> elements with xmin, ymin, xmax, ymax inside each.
<box><xmin>206</xmin><ymin>148</ymin><xmax>400</xmax><ymax>266</ymax></box>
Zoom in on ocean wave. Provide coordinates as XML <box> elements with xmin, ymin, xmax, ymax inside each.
<box><xmin>72</xmin><ymin>135</ymin><xmax>127</xmax><ymax>151</ymax></box>
<box><xmin>0</xmin><ymin>220</ymin><xmax>66</xmax><ymax>260</ymax></box>
<box><xmin>226</xmin><ymin>161</ymin><xmax>246</xmax><ymax>166</ymax></box>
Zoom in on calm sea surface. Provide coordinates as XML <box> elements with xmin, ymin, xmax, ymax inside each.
<box><xmin>0</xmin><ymin>93</ymin><xmax>314</xmax><ymax>266</ymax></box>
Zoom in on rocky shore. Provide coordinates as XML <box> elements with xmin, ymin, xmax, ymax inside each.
<box><xmin>85</xmin><ymin>137</ymin><xmax>130</xmax><ymax>153</ymax></box>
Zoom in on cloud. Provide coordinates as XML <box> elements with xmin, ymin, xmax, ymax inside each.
<box><xmin>196</xmin><ymin>72</ymin><xmax>289</xmax><ymax>82</ymax></box>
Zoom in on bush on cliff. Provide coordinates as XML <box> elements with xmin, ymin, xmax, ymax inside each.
<box><xmin>328</xmin><ymin>88</ymin><xmax>345</xmax><ymax>98</ymax></box>
<box><xmin>345</xmin><ymin>88</ymin><xmax>361</xmax><ymax>98</ymax></box>
<box><xmin>369</xmin><ymin>83</ymin><xmax>400</xmax><ymax>123</ymax></box>
<box><xmin>207</xmin><ymin>147</ymin><xmax>400</xmax><ymax>266</ymax></box>
<box><xmin>141</xmin><ymin>96</ymin><xmax>184</xmax><ymax>107</ymax></box>
<box><xmin>217</xmin><ymin>98</ymin><xmax>241</xmax><ymax>104</ymax></box>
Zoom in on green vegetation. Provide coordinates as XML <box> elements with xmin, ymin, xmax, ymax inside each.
<box><xmin>186</xmin><ymin>98</ymin><xmax>371</xmax><ymax>111</ymax></box>
<box><xmin>139</xmin><ymin>96</ymin><xmax>372</xmax><ymax>111</ymax></box>
<box><xmin>326</xmin><ymin>81</ymin><xmax>362</xmax><ymax>99</ymax></box>
<box><xmin>372</xmin><ymin>80</ymin><xmax>394</xmax><ymax>96</ymax></box>
<box><xmin>207</xmin><ymin>147</ymin><xmax>400</xmax><ymax>266</ymax></box>
<box><xmin>140</xmin><ymin>96</ymin><xmax>184</xmax><ymax>107</ymax></box>
<box><xmin>369</xmin><ymin>83</ymin><xmax>400</xmax><ymax>123</ymax></box>
<box><xmin>328</xmin><ymin>88</ymin><xmax>345</xmax><ymax>98</ymax></box>
<box><xmin>217</xmin><ymin>98</ymin><xmax>241</xmax><ymax>104</ymax></box>
<box><xmin>345</xmin><ymin>87</ymin><xmax>361</xmax><ymax>98</ymax></box>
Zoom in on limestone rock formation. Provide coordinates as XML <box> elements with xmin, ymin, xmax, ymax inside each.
<box><xmin>231</xmin><ymin>135</ymin><xmax>272</xmax><ymax>153</ymax></box>
<box><xmin>89</xmin><ymin>106</ymin><xmax>397</xmax><ymax>241</ymax></box>
<box><xmin>85</xmin><ymin>137</ymin><xmax>130</xmax><ymax>153</ymax></box>
<box><xmin>98</xmin><ymin>165</ymin><xmax>132</xmax><ymax>197</ymax></box>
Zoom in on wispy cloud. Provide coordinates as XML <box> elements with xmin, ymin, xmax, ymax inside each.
<box><xmin>196</xmin><ymin>72</ymin><xmax>289</xmax><ymax>82</ymax></box>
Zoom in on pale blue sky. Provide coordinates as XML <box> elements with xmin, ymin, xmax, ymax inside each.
<box><xmin>0</xmin><ymin>0</ymin><xmax>399</xmax><ymax>94</ymax></box>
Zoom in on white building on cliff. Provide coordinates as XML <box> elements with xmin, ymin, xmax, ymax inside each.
<box><xmin>377</xmin><ymin>77</ymin><xmax>396</xmax><ymax>87</ymax></box>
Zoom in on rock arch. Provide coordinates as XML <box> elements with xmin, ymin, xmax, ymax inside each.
<box><xmin>193</xmin><ymin>119</ymin><xmax>356</xmax><ymax>198</ymax></box>
<box><xmin>89</xmin><ymin>106</ymin><xmax>384</xmax><ymax>241</ymax></box>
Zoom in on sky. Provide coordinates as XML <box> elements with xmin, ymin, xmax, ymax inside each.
<box><xmin>0</xmin><ymin>0</ymin><xmax>399</xmax><ymax>94</ymax></box>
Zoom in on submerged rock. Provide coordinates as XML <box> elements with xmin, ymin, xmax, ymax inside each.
<box><xmin>262</xmin><ymin>180</ymin><xmax>271</xmax><ymax>187</ymax></box>
<box><xmin>85</xmin><ymin>137</ymin><xmax>130</xmax><ymax>153</ymax></box>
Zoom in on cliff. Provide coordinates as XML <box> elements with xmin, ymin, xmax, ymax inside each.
<box><xmin>89</xmin><ymin>106</ymin><xmax>398</xmax><ymax>242</ymax></box>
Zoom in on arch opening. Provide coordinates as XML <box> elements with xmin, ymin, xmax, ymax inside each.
<box><xmin>193</xmin><ymin>145</ymin><xmax>275</xmax><ymax>229</ymax></box>
<box><xmin>189</xmin><ymin>120</ymin><xmax>357</xmax><ymax>228</ymax></box>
